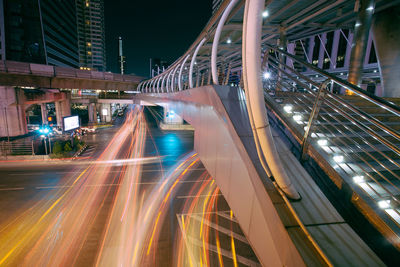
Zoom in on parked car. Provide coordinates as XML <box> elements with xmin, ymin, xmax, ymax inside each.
<box><xmin>81</xmin><ymin>127</ymin><xmax>96</xmax><ymax>134</ymax></box>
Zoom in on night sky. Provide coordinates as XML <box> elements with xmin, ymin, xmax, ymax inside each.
<box><xmin>104</xmin><ymin>0</ymin><xmax>213</xmax><ymax>77</ymax></box>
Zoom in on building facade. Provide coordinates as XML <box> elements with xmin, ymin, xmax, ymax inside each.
<box><xmin>76</xmin><ymin>0</ymin><xmax>106</xmax><ymax>71</ymax></box>
<box><xmin>0</xmin><ymin>0</ymin><xmax>79</xmax><ymax>68</ymax></box>
<box><xmin>40</xmin><ymin>0</ymin><xmax>79</xmax><ymax>67</ymax></box>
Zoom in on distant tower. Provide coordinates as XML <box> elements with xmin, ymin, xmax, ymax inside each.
<box><xmin>76</xmin><ymin>0</ymin><xmax>106</xmax><ymax>71</ymax></box>
<box><xmin>118</xmin><ymin>37</ymin><xmax>126</xmax><ymax>74</ymax></box>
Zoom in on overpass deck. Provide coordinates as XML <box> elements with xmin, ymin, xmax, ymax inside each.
<box><xmin>136</xmin><ymin>85</ymin><xmax>389</xmax><ymax>266</ymax></box>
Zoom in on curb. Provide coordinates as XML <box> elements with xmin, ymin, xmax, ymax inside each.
<box><xmin>72</xmin><ymin>144</ymin><xmax>88</xmax><ymax>160</ymax></box>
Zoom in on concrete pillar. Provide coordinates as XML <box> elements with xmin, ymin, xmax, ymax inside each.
<box><xmin>372</xmin><ymin>4</ymin><xmax>400</xmax><ymax>97</ymax></box>
<box><xmin>54</xmin><ymin>96</ymin><xmax>71</xmax><ymax>129</ymax></box>
<box><xmin>40</xmin><ymin>103</ymin><xmax>47</xmax><ymax>125</ymax></box>
<box><xmin>344</xmin><ymin>32</ymin><xmax>353</xmax><ymax>68</ymax></box>
<box><xmin>330</xmin><ymin>30</ymin><xmax>341</xmax><ymax>69</ymax></box>
<box><xmin>61</xmin><ymin>92</ymin><xmax>71</xmax><ymax>118</ymax></box>
<box><xmin>0</xmin><ymin>86</ymin><xmax>28</xmax><ymax>137</ymax></box>
<box><xmin>318</xmin><ymin>33</ymin><xmax>326</xmax><ymax>69</ymax></box>
<box><xmin>348</xmin><ymin>0</ymin><xmax>375</xmax><ymax>87</ymax></box>
<box><xmin>55</xmin><ymin>101</ymin><xmax>62</xmax><ymax>127</ymax></box>
<box><xmin>88</xmin><ymin>103</ymin><xmax>97</xmax><ymax>124</ymax></box>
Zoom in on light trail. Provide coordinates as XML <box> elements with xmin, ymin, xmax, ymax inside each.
<box><xmin>95</xmin><ymin>151</ymin><xmax>200</xmax><ymax>266</ymax></box>
<box><xmin>0</xmin><ymin>105</ymin><xmax>255</xmax><ymax>266</ymax></box>
<box><xmin>0</xmin><ymin>106</ymin><xmax>143</xmax><ymax>266</ymax></box>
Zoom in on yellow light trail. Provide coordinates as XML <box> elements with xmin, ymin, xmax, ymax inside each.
<box><xmin>0</xmin><ymin>166</ymin><xmax>90</xmax><ymax>265</ymax></box>
<box><xmin>230</xmin><ymin>210</ymin><xmax>238</xmax><ymax>267</ymax></box>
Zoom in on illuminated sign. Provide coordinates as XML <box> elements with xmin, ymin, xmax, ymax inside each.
<box><xmin>63</xmin><ymin>115</ymin><xmax>80</xmax><ymax>132</ymax></box>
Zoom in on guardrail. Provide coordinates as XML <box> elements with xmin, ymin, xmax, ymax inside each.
<box><xmin>0</xmin><ymin>140</ymin><xmax>35</xmax><ymax>156</ymax></box>
<box><xmin>0</xmin><ymin>60</ymin><xmax>141</xmax><ymax>83</ymax></box>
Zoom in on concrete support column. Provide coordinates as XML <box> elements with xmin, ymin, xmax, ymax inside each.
<box><xmin>54</xmin><ymin>96</ymin><xmax>71</xmax><ymax>129</ymax></box>
<box><xmin>55</xmin><ymin>101</ymin><xmax>62</xmax><ymax>127</ymax></box>
<box><xmin>96</xmin><ymin>104</ymin><xmax>102</xmax><ymax>122</ymax></box>
<box><xmin>348</xmin><ymin>0</ymin><xmax>375</xmax><ymax>87</ymax></box>
<box><xmin>61</xmin><ymin>92</ymin><xmax>71</xmax><ymax>118</ymax></box>
<box><xmin>88</xmin><ymin>103</ymin><xmax>97</xmax><ymax>124</ymax></box>
<box><xmin>330</xmin><ymin>30</ymin><xmax>341</xmax><ymax>69</ymax></box>
<box><xmin>372</xmin><ymin>4</ymin><xmax>400</xmax><ymax>97</ymax></box>
<box><xmin>0</xmin><ymin>86</ymin><xmax>28</xmax><ymax>137</ymax></box>
<box><xmin>40</xmin><ymin>103</ymin><xmax>47</xmax><ymax>125</ymax></box>
<box><xmin>317</xmin><ymin>33</ymin><xmax>326</xmax><ymax>69</ymax></box>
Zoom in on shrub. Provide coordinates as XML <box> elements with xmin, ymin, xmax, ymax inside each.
<box><xmin>52</xmin><ymin>141</ymin><xmax>63</xmax><ymax>154</ymax></box>
<box><xmin>64</xmin><ymin>142</ymin><xmax>72</xmax><ymax>152</ymax></box>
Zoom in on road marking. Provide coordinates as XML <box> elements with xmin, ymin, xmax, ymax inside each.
<box><xmin>0</xmin><ymin>187</ymin><xmax>25</xmax><ymax>191</ymax></box>
<box><xmin>36</xmin><ymin>185</ymin><xmax>72</xmax><ymax>189</ymax></box>
<box><xmin>9</xmin><ymin>172</ymin><xmax>45</xmax><ymax>176</ymax></box>
<box><xmin>35</xmin><ymin>179</ymin><xmax>209</xmax><ymax>190</ymax></box>
<box><xmin>7</xmin><ymin>168</ymin><xmax>206</xmax><ymax>176</ymax></box>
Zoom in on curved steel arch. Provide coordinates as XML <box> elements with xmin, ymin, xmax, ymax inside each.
<box><xmin>178</xmin><ymin>54</ymin><xmax>191</xmax><ymax>91</ymax></box>
<box><xmin>189</xmin><ymin>38</ymin><xmax>207</xmax><ymax>88</ymax></box>
<box><xmin>211</xmin><ymin>0</ymin><xmax>239</xmax><ymax>85</ymax></box>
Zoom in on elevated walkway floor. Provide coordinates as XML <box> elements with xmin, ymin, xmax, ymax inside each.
<box><xmin>272</xmin><ymin>128</ymin><xmax>384</xmax><ymax>266</ymax></box>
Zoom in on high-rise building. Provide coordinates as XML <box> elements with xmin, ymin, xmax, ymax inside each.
<box><xmin>0</xmin><ymin>0</ymin><xmax>6</xmax><ymax>61</ymax></box>
<box><xmin>40</xmin><ymin>0</ymin><xmax>79</xmax><ymax>67</ymax></box>
<box><xmin>0</xmin><ymin>0</ymin><xmax>79</xmax><ymax>68</ymax></box>
<box><xmin>76</xmin><ymin>0</ymin><xmax>106</xmax><ymax>71</ymax></box>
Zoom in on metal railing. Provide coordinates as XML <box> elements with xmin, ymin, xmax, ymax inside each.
<box><xmin>0</xmin><ymin>60</ymin><xmax>140</xmax><ymax>83</ymax></box>
<box><xmin>0</xmin><ymin>140</ymin><xmax>35</xmax><ymax>157</ymax></box>
<box><xmin>136</xmin><ymin>0</ymin><xmax>400</xmax><ymax>253</ymax></box>
<box><xmin>262</xmin><ymin>44</ymin><xmax>400</xmax><ymax>229</ymax></box>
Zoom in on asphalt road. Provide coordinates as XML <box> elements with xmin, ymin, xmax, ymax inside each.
<box><xmin>0</xmin><ymin>106</ymin><xmax>258</xmax><ymax>266</ymax></box>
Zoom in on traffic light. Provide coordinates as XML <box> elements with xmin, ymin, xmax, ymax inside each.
<box><xmin>48</xmin><ymin>116</ymin><xmax>53</xmax><ymax>122</ymax></box>
<box><xmin>38</xmin><ymin>126</ymin><xmax>51</xmax><ymax>135</ymax></box>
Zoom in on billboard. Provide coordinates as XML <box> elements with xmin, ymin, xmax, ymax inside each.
<box><xmin>63</xmin><ymin>115</ymin><xmax>80</xmax><ymax>132</ymax></box>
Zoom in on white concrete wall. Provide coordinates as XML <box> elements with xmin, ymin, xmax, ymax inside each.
<box><xmin>137</xmin><ymin>86</ymin><xmax>305</xmax><ymax>267</ymax></box>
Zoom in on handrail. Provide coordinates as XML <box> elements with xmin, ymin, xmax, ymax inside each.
<box><xmin>262</xmin><ymin>42</ymin><xmax>400</xmax><ymax>233</ymax></box>
<box><xmin>263</xmin><ymin>44</ymin><xmax>400</xmax><ymax>116</ymax></box>
<box><xmin>264</xmin><ymin>46</ymin><xmax>400</xmax><ymax>144</ymax></box>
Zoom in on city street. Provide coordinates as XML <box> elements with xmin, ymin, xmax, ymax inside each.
<box><xmin>0</xmin><ymin>106</ymin><xmax>258</xmax><ymax>266</ymax></box>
